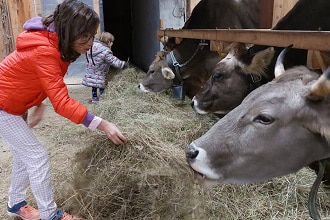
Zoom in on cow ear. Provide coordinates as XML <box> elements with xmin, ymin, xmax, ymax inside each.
<box><xmin>307</xmin><ymin>66</ymin><xmax>330</xmax><ymax>101</ymax></box>
<box><xmin>245</xmin><ymin>47</ymin><xmax>275</xmax><ymax>75</ymax></box>
<box><xmin>160</xmin><ymin>36</ymin><xmax>168</xmax><ymax>44</ymax></box>
<box><xmin>162</xmin><ymin>67</ymin><xmax>175</xmax><ymax>79</ymax></box>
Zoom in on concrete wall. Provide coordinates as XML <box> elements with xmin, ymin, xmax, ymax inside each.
<box><xmin>131</xmin><ymin>0</ymin><xmax>185</xmax><ymax>71</ymax></box>
<box><xmin>160</xmin><ymin>0</ymin><xmax>185</xmax><ymax>29</ymax></box>
<box><xmin>42</xmin><ymin>0</ymin><xmax>94</xmax><ymax>15</ymax></box>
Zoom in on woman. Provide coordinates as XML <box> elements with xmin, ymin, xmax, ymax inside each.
<box><xmin>0</xmin><ymin>0</ymin><xmax>128</xmax><ymax>219</ymax></box>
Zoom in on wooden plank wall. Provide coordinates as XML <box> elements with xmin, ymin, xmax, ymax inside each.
<box><xmin>186</xmin><ymin>0</ymin><xmax>296</xmax><ymax>27</ymax></box>
<box><xmin>93</xmin><ymin>0</ymin><xmax>101</xmax><ymax>34</ymax></box>
<box><xmin>272</xmin><ymin>0</ymin><xmax>299</xmax><ymax>26</ymax></box>
<box><xmin>0</xmin><ymin>0</ymin><xmax>14</xmax><ymax>59</ymax></box>
<box><xmin>272</xmin><ymin>0</ymin><xmax>329</xmax><ymax>70</ymax></box>
<box><xmin>209</xmin><ymin>0</ymin><xmax>297</xmax><ymax>56</ymax></box>
<box><xmin>186</xmin><ymin>0</ymin><xmax>200</xmax><ymax>19</ymax></box>
<box><xmin>0</xmin><ymin>0</ymin><xmax>41</xmax><ymax>60</ymax></box>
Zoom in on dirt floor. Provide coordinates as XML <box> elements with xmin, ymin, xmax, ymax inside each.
<box><xmin>0</xmin><ymin>77</ymin><xmax>92</xmax><ymax>219</ymax></box>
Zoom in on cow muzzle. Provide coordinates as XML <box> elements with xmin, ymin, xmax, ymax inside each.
<box><xmin>186</xmin><ymin>143</ymin><xmax>222</xmax><ymax>186</ymax></box>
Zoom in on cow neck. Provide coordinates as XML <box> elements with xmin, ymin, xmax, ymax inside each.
<box><xmin>167</xmin><ymin>39</ymin><xmax>207</xmax><ymax>85</ymax></box>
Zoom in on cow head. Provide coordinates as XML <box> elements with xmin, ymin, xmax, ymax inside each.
<box><xmin>139</xmin><ymin>39</ymin><xmax>222</xmax><ymax>99</ymax></box>
<box><xmin>191</xmin><ymin>43</ymin><xmax>275</xmax><ymax>115</ymax></box>
<box><xmin>138</xmin><ymin>51</ymin><xmax>175</xmax><ymax>93</ymax></box>
<box><xmin>186</xmin><ymin>51</ymin><xmax>330</xmax><ymax>185</ymax></box>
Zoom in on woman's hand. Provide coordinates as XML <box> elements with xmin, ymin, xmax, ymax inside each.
<box><xmin>29</xmin><ymin>102</ymin><xmax>46</xmax><ymax>128</ymax></box>
<box><xmin>97</xmin><ymin>119</ymin><xmax>128</xmax><ymax>145</ymax></box>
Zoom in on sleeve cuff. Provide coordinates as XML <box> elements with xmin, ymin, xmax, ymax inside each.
<box><xmin>88</xmin><ymin>116</ymin><xmax>102</xmax><ymax>130</ymax></box>
<box><xmin>83</xmin><ymin>112</ymin><xmax>102</xmax><ymax>130</ymax></box>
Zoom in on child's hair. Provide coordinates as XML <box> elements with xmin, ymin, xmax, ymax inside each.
<box><xmin>98</xmin><ymin>32</ymin><xmax>115</xmax><ymax>45</ymax></box>
<box><xmin>42</xmin><ymin>0</ymin><xmax>100</xmax><ymax>62</ymax></box>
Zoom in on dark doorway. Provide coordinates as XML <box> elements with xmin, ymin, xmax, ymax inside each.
<box><xmin>102</xmin><ymin>0</ymin><xmax>132</xmax><ymax>62</ymax></box>
<box><xmin>102</xmin><ymin>0</ymin><xmax>161</xmax><ymax>72</ymax></box>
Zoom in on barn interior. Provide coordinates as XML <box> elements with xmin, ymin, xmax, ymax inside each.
<box><xmin>2</xmin><ymin>0</ymin><xmax>330</xmax><ymax>219</ymax></box>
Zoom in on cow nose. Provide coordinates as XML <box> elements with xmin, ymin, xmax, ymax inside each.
<box><xmin>190</xmin><ymin>101</ymin><xmax>194</xmax><ymax>108</ymax></box>
<box><xmin>186</xmin><ymin>144</ymin><xmax>199</xmax><ymax>160</ymax></box>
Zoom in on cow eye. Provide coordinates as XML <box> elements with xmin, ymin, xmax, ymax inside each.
<box><xmin>253</xmin><ymin>114</ymin><xmax>274</xmax><ymax>125</ymax></box>
<box><xmin>213</xmin><ymin>73</ymin><xmax>223</xmax><ymax>81</ymax></box>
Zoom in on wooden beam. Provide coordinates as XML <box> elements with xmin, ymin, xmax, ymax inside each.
<box><xmin>31</xmin><ymin>0</ymin><xmax>42</xmax><ymax>16</ymax></box>
<box><xmin>157</xmin><ymin>29</ymin><xmax>330</xmax><ymax>51</ymax></box>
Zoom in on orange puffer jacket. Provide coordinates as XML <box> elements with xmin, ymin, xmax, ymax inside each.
<box><xmin>0</xmin><ymin>30</ymin><xmax>88</xmax><ymax>124</ymax></box>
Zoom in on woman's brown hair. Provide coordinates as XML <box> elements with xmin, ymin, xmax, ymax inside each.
<box><xmin>42</xmin><ymin>0</ymin><xmax>100</xmax><ymax>62</ymax></box>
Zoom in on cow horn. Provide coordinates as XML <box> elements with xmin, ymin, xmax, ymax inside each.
<box><xmin>175</xmin><ymin>37</ymin><xmax>183</xmax><ymax>44</ymax></box>
<box><xmin>274</xmin><ymin>45</ymin><xmax>293</xmax><ymax>78</ymax></box>
<box><xmin>308</xmin><ymin>65</ymin><xmax>330</xmax><ymax>100</ymax></box>
<box><xmin>160</xmin><ymin>36</ymin><xmax>169</xmax><ymax>46</ymax></box>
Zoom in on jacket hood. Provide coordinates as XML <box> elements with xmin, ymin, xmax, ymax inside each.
<box><xmin>17</xmin><ymin>17</ymin><xmax>58</xmax><ymax>51</ymax></box>
<box><xmin>23</xmin><ymin>16</ymin><xmax>55</xmax><ymax>32</ymax></box>
<box><xmin>88</xmin><ymin>39</ymin><xmax>111</xmax><ymax>57</ymax></box>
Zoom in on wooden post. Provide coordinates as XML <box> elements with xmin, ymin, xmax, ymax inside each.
<box><xmin>31</xmin><ymin>0</ymin><xmax>42</xmax><ymax>16</ymax></box>
<box><xmin>187</xmin><ymin>0</ymin><xmax>200</xmax><ymax>19</ymax></box>
<box><xmin>259</xmin><ymin>0</ymin><xmax>274</xmax><ymax>28</ymax></box>
<box><xmin>0</xmin><ymin>0</ymin><xmax>41</xmax><ymax>60</ymax></box>
<box><xmin>272</xmin><ymin>0</ymin><xmax>298</xmax><ymax>27</ymax></box>
<box><xmin>8</xmin><ymin>0</ymin><xmax>31</xmax><ymax>47</ymax></box>
<box><xmin>93</xmin><ymin>0</ymin><xmax>101</xmax><ymax>34</ymax></box>
<box><xmin>0</xmin><ymin>0</ymin><xmax>14</xmax><ymax>59</ymax></box>
<box><xmin>159</xmin><ymin>19</ymin><xmax>164</xmax><ymax>30</ymax></box>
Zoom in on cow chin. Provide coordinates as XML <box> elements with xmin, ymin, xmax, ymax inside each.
<box><xmin>192</xmin><ymin>170</ymin><xmax>222</xmax><ymax>187</ymax></box>
<box><xmin>138</xmin><ymin>82</ymin><xmax>172</xmax><ymax>93</ymax></box>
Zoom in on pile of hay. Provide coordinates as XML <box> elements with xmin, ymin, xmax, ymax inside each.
<box><xmin>60</xmin><ymin>67</ymin><xmax>330</xmax><ymax>219</ymax></box>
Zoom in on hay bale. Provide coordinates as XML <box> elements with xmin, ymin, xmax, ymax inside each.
<box><xmin>66</xmin><ymin>67</ymin><xmax>216</xmax><ymax>219</ymax></box>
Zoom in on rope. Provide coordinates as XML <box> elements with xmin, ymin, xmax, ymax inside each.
<box><xmin>308</xmin><ymin>159</ymin><xmax>326</xmax><ymax>220</ymax></box>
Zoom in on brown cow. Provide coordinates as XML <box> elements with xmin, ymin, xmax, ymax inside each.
<box><xmin>186</xmin><ymin>48</ymin><xmax>330</xmax><ymax>185</ymax></box>
<box><xmin>191</xmin><ymin>0</ymin><xmax>330</xmax><ymax>114</ymax></box>
<box><xmin>138</xmin><ymin>0</ymin><xmax>261</xmax><ymax>99</ymax></box>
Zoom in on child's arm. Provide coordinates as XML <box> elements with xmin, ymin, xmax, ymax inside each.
<box><xmin>105</xmin><ymin>51</ymin><xmax>126</xmax><ymax>69</ymax></box>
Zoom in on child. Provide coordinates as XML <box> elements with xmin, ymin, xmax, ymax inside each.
<box><xmin>0</xmin><ymin>0</ymin><xmax>128</xmax><ymax>219</ymax></box>
<box><xmin>82</xmin><ymin>32</ymin><xmax>128</xmax><ymax>103</ymax></box>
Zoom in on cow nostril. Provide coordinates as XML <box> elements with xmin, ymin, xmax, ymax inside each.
<box><xmin>138</xmin><ymin>84</ymin><xmax>140</xmax><ymax>88</ymax></box>
<box><xmin>186</xmin><ymin>146</ymin><xmax>199</xmax><ymax>160</ymax></box>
